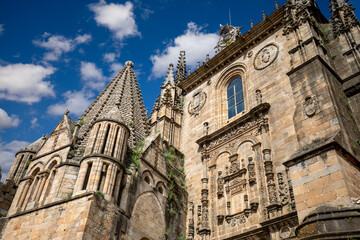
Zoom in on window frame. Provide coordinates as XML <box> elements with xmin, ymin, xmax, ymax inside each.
<box><xmin>226</xmin><ymin>77</ymin><xmax>245</xmax><ymax>119</ymax></box>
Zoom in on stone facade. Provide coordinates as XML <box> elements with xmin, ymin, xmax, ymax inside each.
<box><xmin>1</xmin><ymin>1</ymin><xmax>360</xmax><ymax>239</ymax></box>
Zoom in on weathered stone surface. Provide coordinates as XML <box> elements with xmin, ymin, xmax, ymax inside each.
<box><xmin>1</xmin><ymin>1</ymin><xmax>360</xmax><ymax>240</ymax></box>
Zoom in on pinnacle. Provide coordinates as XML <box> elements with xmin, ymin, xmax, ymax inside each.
<box><xmin>125</xmin><ymin>61</ymin><xmax>134</xmax><ymax>68</ymax></box>
<box><xmin>163</xmin><ymin>63</ymin><xmax>175</xmax><ymax>87</ymax></box>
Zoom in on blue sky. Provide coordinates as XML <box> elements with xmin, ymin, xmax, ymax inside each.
<box><xmin>0</xmin><ymin>0</ymin><xmax>359</xmax><ymax>180</ymax></box>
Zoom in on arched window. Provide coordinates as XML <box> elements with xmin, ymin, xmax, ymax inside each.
<box><xmin>227</xmin><ymin>77</ymin><xmax>244</xmax><ymax>119</ymax></box>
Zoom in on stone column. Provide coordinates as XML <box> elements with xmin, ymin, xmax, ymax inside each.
<box><xmin>35</xmin><ymin>173</ymin><xmax>48</xmax><ymax>202</ymax></box>
<box><xmin>30</xmin><ymin>176</ymin><xmax>41</xmax><ymax>202</ymax></box>
<box><xmin>260</xmin><ymin>122</ymin><xmax>279</xmax><ymax>219</ymax></box>
<box><xmin>17</xmin><ymin>180</ymin><xmax>32</xmax><ymax>208</ymax></box>
<box><xmin>113</xmin><ymin>169</ymin><xmax>122</xmax><ymax>203</ymax></box>
<box><xmin>108</xmin><ymin>165</ymin><xmax>118</xmax><ymax>196</ymax></box>
<box><xmin>88</xmin><ymin>160</ymin><xmax>102</xmax><ymax>191</ymax></box>
<box><xmin>39</xmin><ymin>170</ymin><xmax>55</xmax><ymax>204</ymax></box>
<box><xmin>103</xmin><ymin>164</ymin><xmax>113</xmax><ymax>195</ymax></box>
<box><xmin>74</xmin><ymin>163</ymin><xmax>87</xmax><ymax>194</ymax></box>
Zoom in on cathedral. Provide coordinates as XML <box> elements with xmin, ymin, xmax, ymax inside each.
<box><xmin>1</xmin><ymin>0</ymin><xmax>360</xmax><ymax>239</ymax></box>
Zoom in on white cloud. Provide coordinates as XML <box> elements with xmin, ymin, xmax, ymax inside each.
<box><xmin>47</xmin><ymin>90</ymin><xmax>94</xmax><ymax>116</ymax></box>
<box><xmin>0</xmin><ymin>24</ymin><xmax>4</xmax><ymax>35</ymax></box>
<box><xmin>103</xmin><ymin>53</ymin><xmax>116</xmax><ymax>62</ymax></box>
<box><xmin>89</xmin><ymin>1</ymin><xmax>140</xmax><ymax>40</ymax></box>
<box><xmin>75</xmin><ymin>34</ymin><xmax>92</xmax><ymax>44</ymax></box>
<box><xmin>33</xmin><ymin>33</ymin><xmax>92</xmax><ymax>61</ymax></box>
<box><xmin>30</xmin><ymin>117</ymin><xmax>39</xmax><ymax>129</ymax></box>
<box><xmin>0</xmin><ymin>63</ymin><xmax>55</xmax><ymax>104</ymax></box>
<box><xmin>141</xmin><ymin>8</ymin><xmax>154</xmax><ymax>20</ymax></box>
<box><xmin>0</xmin><ymin>108</ymin><xmax>20</xmax><ymax>130</ymax></box>
<box><xmin>80</xmin><ymin>61</ymin><xmax>106</xmax><ymax>90</ymax></box>
<box><xmin>0</xmin><ymin>140</ymin><xmax>30</xmax><ymax>181</ymax></box>
<box><xmin>150</xmin><ymin>22</ymin><xmax>219</xmax><ymax>79</ymax></box>
<box><xmin>109</xmin><ymin>62</ymin><xmax>124</xmax><ymax>78</ymax></box>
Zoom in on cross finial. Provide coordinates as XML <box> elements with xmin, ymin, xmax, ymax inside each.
<box><xmin>64</xmin><ymin>109</ymin><xmax>70</xmax><ymax>115</ymax></box>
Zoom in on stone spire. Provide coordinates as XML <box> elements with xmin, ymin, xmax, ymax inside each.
<box><xmin>77</xmin><ymin>60</ymin><xmax>148</xmax><ymax>150</ymax></box>
<box><xmin>329</xmin><ymin>0</ymin><xmax>359</xmax><ymax>37</ymax></box>
<box><xmin>175</xmin><ymin>51</ymin><xmax>187</xmax><ymax>84</ymax></box>
<box><xmin>163</xmin><ymin>63</ymin><xmax>175</xmax><ymax>87</ymax></box>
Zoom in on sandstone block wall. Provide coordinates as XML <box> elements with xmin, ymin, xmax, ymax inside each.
<box><xmin>2</xmin><ymin>193</ymin><xmax>119</xmax><ymax>240</ymax></box>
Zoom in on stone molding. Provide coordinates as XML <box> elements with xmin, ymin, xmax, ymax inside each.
<box><xmin>178</xmin><ymin>7</ymin><xmax>285</xmax><ymax>92</ymax></box>
<box><xmin>196</xmin><ymin>103</ymin><xmax>270</xmax><ymax>151</ymax></box>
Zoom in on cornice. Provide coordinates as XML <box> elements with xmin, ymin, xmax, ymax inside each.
<box><xmin>178</xmin><ymin>6</ymin><xmax>285</xmax><ymax>93</ymax></box>
<box><xmin>196</xmin><ymin>103</ymin><xmax>270</xmax><ymax>150</ymax></box>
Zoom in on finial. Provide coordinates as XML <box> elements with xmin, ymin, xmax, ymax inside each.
<box><xmin>125</xmin><ymin>61</ymin><xmax>134</xmax><ymax>68</ymax></box>
<box><xmin>64</xmin><ymin>109</ymin><xmax>70</xmax><ymax>115</ymax></box>
<box><xmin>197</xmin><ymin>61</ymin><xmax>200</xmax><ymax>69</ymax></box>
<box><xmin>206</xmin><ymin>54</ymin><xmax>210</xmax><ymax>62</ymax></box>
<box><xmin>275</xmin><ymin>1</ymin><xmax>279</xmax><ymax>10</ymax></box>
<box><xmin>175</xmin><ymin>51</ymin><xmax>187</xmax><ymax>83</ymax></box>
<box><xmin>251</xmin><ymin>20</ymin><xmax>254</xmax><ymax>29</ymax></box>
<box><xmin>188</xmin><ymin>67</ymin><xmax>191</xmax><ymax>74</ymax></box>
<box><xmin>262</xmin><ymin>11</ymin><xmax>266</xmax><ymax>21</ymax></box>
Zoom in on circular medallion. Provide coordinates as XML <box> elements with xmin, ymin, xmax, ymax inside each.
<box><xmin>254</xmin><ymin>43</ymin><xmax>279</xmax><ymax>70</ymax></box>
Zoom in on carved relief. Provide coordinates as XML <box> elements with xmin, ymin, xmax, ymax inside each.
<box><xmin>277</xmin><ymin>173</ymin><xmax>289</xmax><ymax>206</ymax></box>
<box><xmin>303</xmin><ymin>96</ymin><xmax>318</xmax><ymax>118</ymax></box>
<box><xmin>280</xmin><ymin>226</ymin><xmax>292</xmax><ymax>239</ymax></box>
<box><xmin>248</xmin><ymin>157</ymin><xmax>256</xmax><ymax>185</ymax></box>
<box><xmin>254</xmin><ymin>44</ymin><xmax>279</xmax><ymax>70</ymax></box>
<box><xmin>215</xmin><ymin>25</ymin><xmax>243</xmax><ymax>52</ymax></box>
<box><xmin>196</xmin><ymin>205</ymin><xmax>202</xmax><ymax>231</ymax></box>
<box><xmin>188</xmin><ymin>202</ymin><xmax>195</xmax><ymax>239</ymax></box>
<box><xmin>230</xmin><ymin>178</ymin><xmax>247</xmax><ymax>195</ymax></box>
<box><xmin>217</xmin><ymin>171</ymin><xmax>224</xmax><ymax>198</ymax></box>
<box><xmin>188</xmin><ymin>90</ymin><xmax>207</xmax><ymax>117</ymax></box>
<box><xmin>283</xmin><ymin>0</ymin><xmax>313</xmax><ymax>35</ymax></box>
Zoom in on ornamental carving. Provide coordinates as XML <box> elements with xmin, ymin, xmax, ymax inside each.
<box><xmin>303</xmin><ymin>96</ymin><xmax>318</xmax><ymax>118</ymax></box>
<box><xmin>215</xmin><ymin>24</ymin><xmax>243</xmax><ymax>52</ymax></box>
<box><xmin>197</xmin><ymin>103</ymin><xmax>270</xmax><ymax>153</ymax></box>
<box><xmin>217</xmin><ymin>171</ymin><xmax>224</xmax><ymax>198</ymax></box>
<box><xmin>277</xmin><ymin>173</ymin><xmax>289</xmax><ymax>206</ymax></box>
<box><xmin>254</xmin><ymin>43</ymin><xmax>279</xmax><ymax>70</ymax></box>
<box><xmin>188</xmin><ymin>90</ymin><xmax>207</xmax><ymax>117</ymax></box>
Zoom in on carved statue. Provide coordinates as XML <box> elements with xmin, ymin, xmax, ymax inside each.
<box><xmin>256</xmin><ymin>90</ymin><xmax>262</xmax><ymax>105</ymax></box>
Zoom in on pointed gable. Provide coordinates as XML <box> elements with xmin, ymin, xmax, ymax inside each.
<box><xmin>37</xmin><ymin>114</ymin><xmax>74</xmax><ymax>156</ymax></box>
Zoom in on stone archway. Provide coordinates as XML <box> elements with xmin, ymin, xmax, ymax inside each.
<box><xmin>127</xmin><ymin>192</ymin><xmax>166</xmax><ymax>240</ymax></box>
